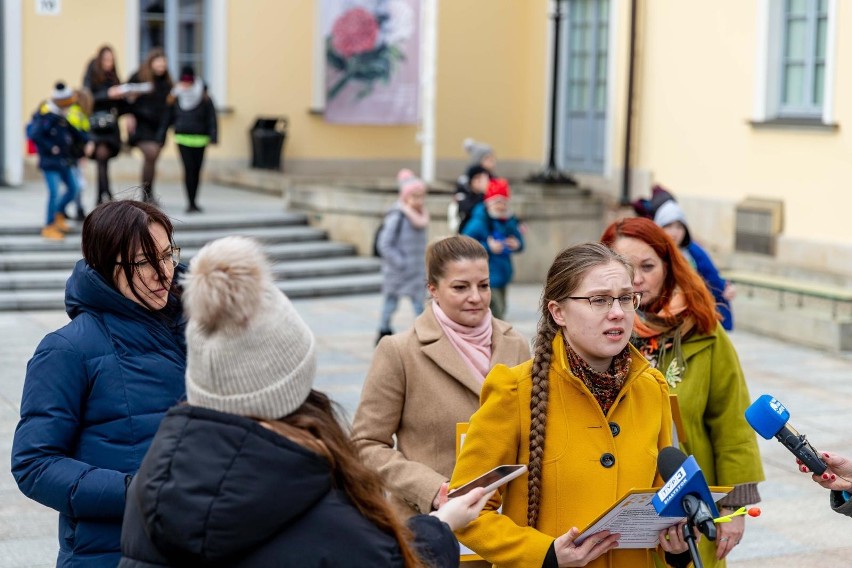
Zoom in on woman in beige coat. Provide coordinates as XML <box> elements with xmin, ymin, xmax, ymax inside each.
<box><xmin>352</xmin><ymin>235</ymin><xmax>530</xmax><ymax>518</ymax></box>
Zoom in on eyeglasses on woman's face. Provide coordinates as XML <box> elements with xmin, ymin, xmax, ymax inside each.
<box><xmin>124</xmin><ymin>247</ymin><xmax>180</xmax><ymax>272</ymax></box>
<box><xmin>567</xmin><ymin>292</ymin><xmax>642</xmax><ymax>313</ymax></box>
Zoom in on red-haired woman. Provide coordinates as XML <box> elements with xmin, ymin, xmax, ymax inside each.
<box><xmin>602</xmin><ymin>217</ymin><xmax>764</xmax><ymax>567</ymax></box>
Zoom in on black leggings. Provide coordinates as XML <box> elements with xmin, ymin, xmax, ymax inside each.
<box><xmin>178</xmin><ymin>144</ymin><xmax>206</xmax><ymax>208</ymax></box>
<box><xmin>94</xmin><ymin>143</ymin><xmax>114</xmax><ymax>205</ymax></box>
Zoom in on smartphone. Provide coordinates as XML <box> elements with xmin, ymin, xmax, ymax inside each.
<box><xmin>448</xmin><ymin>464</ymin><xmax>527</xmax><ymax>498</ymax></box>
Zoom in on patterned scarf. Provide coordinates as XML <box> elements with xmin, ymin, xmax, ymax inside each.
<box><xmin>631</xmin><ymin>287</ymin><xmax>694</xmax><ymax>388</ymax></box>
<box><xmin>564</xmin><ymin>339</ymin><xmax>631</xmax><ymax>416</ymax></box>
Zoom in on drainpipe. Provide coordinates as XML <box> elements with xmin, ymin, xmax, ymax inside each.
<box><xmin>620</xmin><ymin>0</ymin><xmax>638</xmax><ymax>205</ymax></box>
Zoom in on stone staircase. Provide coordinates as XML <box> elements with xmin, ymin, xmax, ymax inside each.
<box><xmin>0</xmin><ymin>212</ymin><xmax>382</xmax><ymax>311</ymax></box>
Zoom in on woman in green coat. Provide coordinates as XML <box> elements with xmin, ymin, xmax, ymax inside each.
<box><xmin>603</xmin><ymin>217</ymin><xmax>764</xmax><ymax>568</ymax></box>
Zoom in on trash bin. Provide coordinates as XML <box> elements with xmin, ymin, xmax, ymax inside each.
<box><xmin>249</xmin><ymin>117</ymin><xmax>288</xmax><ymax>170</ymax></box>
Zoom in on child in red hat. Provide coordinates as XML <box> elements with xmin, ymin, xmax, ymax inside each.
<box><xmin>460</xmin><ymin>178</ymin><xmax>523</xmax><ymax>320</ymax></box>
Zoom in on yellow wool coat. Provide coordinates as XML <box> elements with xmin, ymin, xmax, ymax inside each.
<box><xmin>451</xmin><ymin>334</ymin><xmax>673</xmax><ymax>568</ymax></box>
<box><xmin>352</xmin><ymin>303</ymin><xmax>530</xmax><ymax>515</ymax></box>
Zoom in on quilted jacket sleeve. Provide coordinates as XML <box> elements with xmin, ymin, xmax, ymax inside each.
<box><xmin>11</xmin><ymin>332</ymin><xmax>128</xmax><ymax>520</ymax></box>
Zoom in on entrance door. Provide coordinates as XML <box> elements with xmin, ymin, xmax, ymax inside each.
<box><xmin>560</xmin><ymin>0</ymin><xmax>609</xmax><ymax>174</ymax></box>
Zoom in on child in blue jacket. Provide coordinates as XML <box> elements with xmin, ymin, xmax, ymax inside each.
<box><xmin>654</xmin><ymin>200</ymin><xmax>736</xmax><ymax>330</ymax></box>
<box><xmin>461</xmin><ymin>178</ymin><xmax>523</xmax><ymax>320</ymax></box>
<box><xmin>27</xmin><ymin>83</ymin><xmax>92</xmax><ymax>239</ymax></box>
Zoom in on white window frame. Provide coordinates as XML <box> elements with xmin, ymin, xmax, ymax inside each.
<box><xmin>126</xmin><ymin>0</ymin><xmax>228</xmax><ymax>106</ymax></box>
<box><xmin>752</xmin><ymin>0</ymin><xmax>836</xmax><ymax>124</ymax></box>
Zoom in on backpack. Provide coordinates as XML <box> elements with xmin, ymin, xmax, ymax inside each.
<box><xmin>372</xmin><ymin>210</ymin><xmax>403</xmax><ymax>258</ymax></box>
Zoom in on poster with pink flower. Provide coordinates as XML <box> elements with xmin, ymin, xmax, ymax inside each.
<box><xmin>322</xmin><ymin>0</ymin><xmax>420</xmax><ymax>124</ymax></box>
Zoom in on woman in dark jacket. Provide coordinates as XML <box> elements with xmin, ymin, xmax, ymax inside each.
<box><xmin>157</xmin><ymin>65</ymin><xmax>218</xmax><ymax>213</ymax></box>
<box><xmin>127</xmin><ymin>48</ymin><xmax>173</xmax><ymax>204</ymax></box>
<box><xmin>119</xmin><ymin>236</ymin><xmax>490</xmax><ymax>568</ymax></box>
<box><xmin>82</xmin><ymin>45</ymin><xmax>133</xmax><ymax>205</ymax></box>
<box><xmin>11</xmin><ymin>201</ymin><xmax>187</xmax><ymax>568</ymax></box>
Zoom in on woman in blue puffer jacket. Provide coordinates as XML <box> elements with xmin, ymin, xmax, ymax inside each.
<box><xmin>11</xmin><ymin>200</ymin><xmax>187</xmax><ymax>568</ymax></box>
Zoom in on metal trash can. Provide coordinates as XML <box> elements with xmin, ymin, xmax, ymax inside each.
<box><xmin>249</xmin><ymin>117</ymin><xmax>288</xmax><ymax>170</ymax></box>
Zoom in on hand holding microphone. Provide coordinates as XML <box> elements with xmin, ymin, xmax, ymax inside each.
<box><xmin>744</xmin><ymin>394</ymin><xmax>827</xmax><ymax>475</ymax></box>
<box><xmin>799</xmin><ymin>452</ymin><xmax>852</xmax><ymax>492</ymax></box>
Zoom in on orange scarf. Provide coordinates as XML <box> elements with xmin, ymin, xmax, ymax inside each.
<box><xmin>633</xmin><ymin>288</ymin><xmax>693</xmax><ymax>339</ymax></box>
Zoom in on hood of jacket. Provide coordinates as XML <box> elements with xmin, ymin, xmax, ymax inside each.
<box><xmin>129</xmin><ymin>405</ymin><xmax>334</xmax><ymax>563</ymax></box>
<box><xmin>65</xmin><ymin>258</ymin><xmax>184</xmax><ymax>324</ymax></box>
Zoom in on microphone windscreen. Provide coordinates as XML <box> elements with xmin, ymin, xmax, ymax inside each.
<box><xmin>657</xmin><ymin>446</ymin><xmax>688</xmax><ymax>480</ymax></box>
<box><xmin>744</xmin><ymin>394</ymin><xmax>789</xmax><ymax>440</ymax></box>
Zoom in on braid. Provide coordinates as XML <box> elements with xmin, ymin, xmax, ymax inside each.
<box><xmin>527</xmin><ymin>316</ymin><xmax>557</xmax><ymax>528</ymax></box>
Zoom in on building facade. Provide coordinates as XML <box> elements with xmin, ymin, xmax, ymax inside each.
<box><xmin>4</xmin><ymin>0</ymin><xmax>852</xmax><ymax>271</ymax></box>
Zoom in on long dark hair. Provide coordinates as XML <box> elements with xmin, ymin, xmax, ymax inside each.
<box><xmin>82</xmin><ymin>201</ymin><xmax>180</xmax><ymax>310</ymax></box>
<box><xmin>526</xmin><ymin>242</ymin><xmax>633</xmax><ymax>528</ymax></box>
<box><xmin>137</xmin><ymin>47</ymin><xmax>173</xmax><ymax>87</ymax></box>
<box><xmin>89</xmin><ymin>45</ymin><xmax>120</xmax><ymax>86</ymax></box>
<box><xmin>263</xmin><ymin>390</ymin><xmax>427</xmax><ymax>568</ymax></box>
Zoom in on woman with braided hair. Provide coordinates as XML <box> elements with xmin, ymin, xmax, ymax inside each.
<box><xmin>450</xmin><ymin>242</ymin><xmax>692</xmax><ymax>568</ymax></box>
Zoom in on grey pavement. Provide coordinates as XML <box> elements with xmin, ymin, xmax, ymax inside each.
<box><xmin>1</xmin><ymin>179</ymin><xmax>851</xmax><ymax>566</ymax></box>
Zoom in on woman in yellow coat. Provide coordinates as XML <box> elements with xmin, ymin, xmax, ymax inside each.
<box><xmin>451</xmin><ymin>242</ymin><xmax>690</xmax><ymax>568</ymax></box>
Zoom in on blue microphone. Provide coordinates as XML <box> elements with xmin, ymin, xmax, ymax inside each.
<box><xmin>744</xmin><ymin>394</ymin><xmax>827</xmax><ymax>475</ymax></box>
<box><xmin>653</xmin><ymin>447</ymin><xmax>717</xmax><ymax>541</ymax></box>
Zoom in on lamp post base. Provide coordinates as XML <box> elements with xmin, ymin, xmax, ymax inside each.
<box><xmin>526</xmin><ymin>166</ymin><xmax>578</xmax><ymax>186</ymax></box>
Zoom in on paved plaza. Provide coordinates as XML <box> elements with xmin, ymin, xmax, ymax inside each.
<box><xmin>1</xmin><ymin>180</ymin><xmax>851</xmax><ymax>567</ymax></box>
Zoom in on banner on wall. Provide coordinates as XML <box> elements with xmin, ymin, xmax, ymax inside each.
<box><xmin>322</xmin><ymin>0</ymin><xmax>420</xmax><ymax>125</ymax></box>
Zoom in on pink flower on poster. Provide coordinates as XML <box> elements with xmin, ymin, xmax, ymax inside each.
<box><xmin>331</xmin><ymin>8</ymin><xmax>379</xmax><ymax>57</ymax></box>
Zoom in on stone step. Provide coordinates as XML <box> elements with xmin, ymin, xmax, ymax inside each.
<box><xmin>0</xmin><ymin>241</ymin><xmax>357</xmax><ymax>272</ymax></box>
<box><xmin>0</xmin><ymin>273</ymin><xmax>384</xmax><ymax>310</ymax></box>
<box><xmin>0</xmin><ymin>212</ymin><xmax>310</xmax><ymax>236</ymax></box>
<box><xmin>0</xmin><ymin>257</ymin><xmax>382</xmax><ymax>291</ymax></box>
<box><xmin>0</xmin><ymin>225</ymin><xmax>328</xmax><ymax>253</ymax></box>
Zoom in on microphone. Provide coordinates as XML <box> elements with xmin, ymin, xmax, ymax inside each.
<box><xmin>653</xmin><ymin>446</ymin><xmax>717</xmax><ymax>541</ymax></box>
<box><xmin>744</xmin><ymin>394</ymin><xmax>827</xmax><ymax>475</ymax></box>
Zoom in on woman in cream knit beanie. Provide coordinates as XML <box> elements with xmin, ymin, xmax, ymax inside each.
<box><xmin>183</xmin><ymin>235</ymin><xmax>316</xmax><ymax>419</ymax></box>
<box><xmin>119</xmin><ymin>235</ymin><xmax>491</xmax><ymax>567</ymax></box>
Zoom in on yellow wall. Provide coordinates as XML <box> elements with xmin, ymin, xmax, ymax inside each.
<box><xmin>20</xmin><ymin>0</ymin><xmax>549</xmax><ymax>167</ymax></box>
<box><xmin>632</xmin><ymin>0</ymin><xmax>852</xmax><ymax>241</ymax></box>
<box><xmin>22</xmin><ymin>2</ymin><xmax>128</xmax><ymax>124</ymax></box>
<box><xmin>221</xmin><ymin>0</ymin><xmax>548</xmax><ymax>162</ymax></box>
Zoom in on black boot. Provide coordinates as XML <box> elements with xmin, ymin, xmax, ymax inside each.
<box><xmin>375</xmin><ymin>328</ymin><xmax>393</xmax><ymax>346</ymax></box>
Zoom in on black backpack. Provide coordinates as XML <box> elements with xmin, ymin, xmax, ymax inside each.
<box><xmin>372</xmin><ymin>210</ymin><xmax>403</xmax><ymax>258</ymax></box>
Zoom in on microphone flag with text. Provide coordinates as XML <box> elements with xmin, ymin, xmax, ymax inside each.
<box><xmin>653</xmin><ymin>446</ymin><xmax>717</xmax><ymax>541</ymax></box>
<box><xmin>744</xmin><ymin>394</ymin><xmax>827</xmax><ymax>475</ymax></box>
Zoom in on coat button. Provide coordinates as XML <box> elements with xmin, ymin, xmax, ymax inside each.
<box><xmin>609</xmin><ymin>422</ymin><xmax>621</xmax><ymax>437</ymax></box>
<box><xmin>600</xmin><ymin>453</ymin><xmax>616</xmax><ymax>468</ymax></box>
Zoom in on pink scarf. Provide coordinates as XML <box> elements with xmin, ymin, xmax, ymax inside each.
<box><xmin>431</xmin><ymin>301</ymin><xmax>493</xmax><ymax>386</ymax></box>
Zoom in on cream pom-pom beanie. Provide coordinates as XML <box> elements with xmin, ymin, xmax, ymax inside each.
<box><xmin>182</xmin><ymin>236</ymin><xmax>316</xmax><ymax>419</ymax></box>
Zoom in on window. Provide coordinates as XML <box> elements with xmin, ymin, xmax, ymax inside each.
<box><xmin>139</xmin><ymin>0</ymin><xmax>206</xmax><ymax>81</ymax></box>
<box><xmin>778</xmin><ymin>0</ymin><xmax>827</xmax><ymax>118</ymax></box>
<box><xmin>753</xmin><ymin>0</ymin><xmax>836</xmax><ymax>125</ymax></box>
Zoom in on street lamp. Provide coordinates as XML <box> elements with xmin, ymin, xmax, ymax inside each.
<box><xmin>528</xmin><ymin>0</ymin><xmax>577</xmax><ymax>186</ymax></box>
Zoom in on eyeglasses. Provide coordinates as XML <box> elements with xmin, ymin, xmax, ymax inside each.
<box><xmin>567</xmin><ymin>292</ymin><xmax>642</xmax><ymax>313</ymax></box>
<box><xmin>123</xmin><ymin>248</ymin><xmax>181</xmax><ymax>272</ymax></box>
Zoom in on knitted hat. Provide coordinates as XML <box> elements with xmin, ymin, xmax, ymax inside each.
<box><xmin>654</xmin><ymin>200</ymin><xmax>692</xmax><ymax>246</ymax></box>
<box><xmin>484</xmin><ymin>177</ymin><xmax>511</xmax><ymax>203</ymax></box>
<box><xmin>51</xmin><ymin>82</ymin><xmax>77</xmax><ymax>108</ymax></box>
<box><xmin>183</xmin><ymin>236</ymin><xmax>317</xmax><ymax>420</ymax></box>
<box><xmin>466</xmin><ymin>164</ymin><xmax>491</xmax><ymax>182</ymax></box>
<box><xmin>179</xmin><ymin>65</ymin><xmax>195</xmax><ymax>83</ymax></box>
<box><xmin>463</xmin><ymin>138</ymin><xmax>493</xmax><ymax>168</ymax></box>
<box><xmin>397</xmin><ymin>169</ymin><xmax>427</xmax><ymax>199</ymax></box>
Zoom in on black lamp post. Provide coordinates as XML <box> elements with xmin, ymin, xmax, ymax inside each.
<box><xmin>528</xmin><ymin>0</ymin><xmax>577</xmax><ymax>186</ymax></box>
